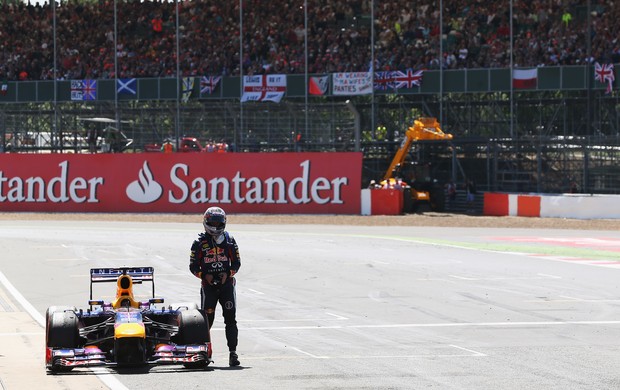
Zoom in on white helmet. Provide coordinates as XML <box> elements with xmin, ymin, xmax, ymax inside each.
<box><xmin>203</xmin><ymin>207</ymin><xmax>226</xmax><ymax>236</ymax></box>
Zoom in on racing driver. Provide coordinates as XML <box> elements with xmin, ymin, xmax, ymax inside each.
<box><xmin>189</xmin><ymin>206</ymin><xmax>241</xmax><ymax>367</ymax></box>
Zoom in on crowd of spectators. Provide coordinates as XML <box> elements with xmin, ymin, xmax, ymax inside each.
<box><xmin>1</xmin><ymin>0</ymin><xmax>618</xmax><ymax>81</ymax></box>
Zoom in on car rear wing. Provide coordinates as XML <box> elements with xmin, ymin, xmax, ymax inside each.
<box><xmin>90</xmin><ymin>267</ymin><xmax>155</xmax><ymax>300</ymax></box>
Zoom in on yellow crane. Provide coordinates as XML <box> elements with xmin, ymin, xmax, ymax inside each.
<box><xmin>380</xmin><ymin>117</ymin><xmax>453</xmax><ymax>211</ymax></box>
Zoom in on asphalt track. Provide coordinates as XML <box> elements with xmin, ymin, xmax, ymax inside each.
<box><xmin>1</xmin><ymin>219</ymin><xmax>620</xmax><ymax>389</ymax></box>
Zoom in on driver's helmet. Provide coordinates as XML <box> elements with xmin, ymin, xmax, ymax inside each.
<box><xmin>203</xmin><ymin>207</ymin><xmax>226</xmax><ymax>236</ymax></box>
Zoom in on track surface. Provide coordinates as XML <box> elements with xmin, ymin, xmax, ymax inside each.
<box><xmin>1</xmin><ymin>217</ymin><xmax>620</xmax><ymax>389</ymax></box>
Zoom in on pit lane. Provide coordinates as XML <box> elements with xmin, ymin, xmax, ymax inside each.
<box><xmin>1</xmin><ymin>219</ymin><xmax>620</xmax><ymax>389</ymax></box>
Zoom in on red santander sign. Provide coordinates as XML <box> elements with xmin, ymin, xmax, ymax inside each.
<box><xmin>0</xmin><ymin>153</ymin><xmax>362</xmax><ymax>214</ymax></box>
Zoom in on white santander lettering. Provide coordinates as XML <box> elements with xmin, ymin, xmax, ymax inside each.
<box><xmin>167</xmin><ymin>160</ymin><xmax>348</xmax><ymax>205</ymax></box>
<box><xmin>264</xmin><ymin>177</ymin><xmax>286</xmax><ymax>204</ymax></box>
<box><xmin>0</xmin><ymin>161</ymin><xmax>103</xmax><ymax>204</ymax></box>
<box><xmin>210</xmin><ymin>177</ymin><xmax>231</xmax><ymax>203</ymax></box>
<box><xmin>190</xmin><ymin>177</ymin><xmax>208</xmax><ymax>203</ymax></box>
<box><xmin>169</xmin><ymin>163</ymin><xmax>189</xmax><ymax>203</ymax></box>
<box><xmin>232</xmin><ymin>172</ymin><xmax>245</xmax><ymax>203</ymax></box>
<box><xmin>288</xmin><ymin>160</ymin><xmax>311</xmax><ymax>204</ymax></box>
<box><xmin>244</xmin><ymin>177</ymin><xmax>263</xmax><ymax>203</ymax></box>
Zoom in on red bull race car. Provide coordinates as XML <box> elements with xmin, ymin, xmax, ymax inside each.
<box><xmin>45</xmin><ymin>267</ymin><xmax>211</xmax><ymax>372</ymax></box>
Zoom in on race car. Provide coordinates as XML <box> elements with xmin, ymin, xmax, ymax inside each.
<box><xmin>45</xmin><ymin>266</ymin><xmax>211</xmax><ymax>372</ymax></box>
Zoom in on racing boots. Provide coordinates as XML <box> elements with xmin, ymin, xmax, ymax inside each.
<box><xmin>229</xmin><ymin>351</ymin><xmax>240</xmax><ymax>367</ymax></box>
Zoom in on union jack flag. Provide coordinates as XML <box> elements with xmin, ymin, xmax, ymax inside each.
<box><xmin>70</xmin><ymin>79</ymin><xmax>97</xmax><ymax>101</ymax></box>
<box><xmin>82</xmin><ymin>79</ymin><xmax>97</xmax><ymax>100</ymax></box>
<box><xmin>200</xmin><ymin>76</ymin><xmax>222</xmax><ymax>95</ymax></box>
<box><xmin>594</xmin><ymin>62</ymin><xmax>615</xmax><ymax>94</ymax></box>
<box><xmin>374</xmin><ymin>71</ymin><xmax>395</xmax><ymax>90</ymax></box>
<box><xmin>392</xmin><ymin>69</ymin><xmax>424</xmax><ymax>89</ymax></box>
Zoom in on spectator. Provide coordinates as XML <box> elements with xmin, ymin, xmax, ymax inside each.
<box><xmin>561</xmin><ymin>10</ymin><xmax>573</xmax><ymax>28</ymax></box>
<box><xmin>151</xmin><ymin>14</ymin><xmax>163</xmax><ymax>35</ymax></box>
<box><xmin>569</xmin><ymin>179</ymin><xmax>579</xmax><ymax>193</ymax></box>
<box><xmin>466</xmin><ymin>178</ymin><xmax>477</xmax><ymax>213</ymax></box>
<box><xmin>0</xmin><ymin>0</ymin><xmax>617</xmax><ymax>80</ymax></box>
<box><xmin>446</xmin><ymin>179</ymin><xmax>457</xmax><ymax>209</ymax></box>
<box><xmin>87</xmin><ymin>125</ymin><xmax>98</xmax><ymax>154</ymax></box>
<box><xmin>161</xmin><ymin>139</ymin><xmax>174</xmax><ymax>153</ymax></box>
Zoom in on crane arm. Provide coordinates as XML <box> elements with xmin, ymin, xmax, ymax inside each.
<box><xmin>383</xmin><ymin>117</ymin><xmax>452</xmax><ymax>181</ymax></box>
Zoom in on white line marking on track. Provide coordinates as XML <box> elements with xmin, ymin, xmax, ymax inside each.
<box><xmin>450</xmin><ymin>274</ymin><xmax>562</xmax><ymax>281</ymax></box>
<box><xmin>559</xmin><ymin>295</ymin><xmax>582</xmax><ymax>300</ymax></box>
<box><xmin>449</xmin><ymin>344</ymin><xmax>486</xmax><ymax>357</ymax></box>
<box><xmin>90</xmin><ymin>367</ymin><xmax>131</xmax><ymax>390</ymax></box>
<box><xmin>0</xmin><ymin>271</ymin><xmax>45</xmax><ymax>325</ymax></box>
<box><xmin>537</xmin><ymin>273</ymin><xmax>562</xmax><ymax>279</ymax></box>
<box><xmin>228</xmin><ymin>312</ymin><xmax>349</xmax><ymax>324</ymax></box>
<box><xmin>233</xmin><ymin>319</ymin><xmax>620</xmax><ymax>331</ymax></box>
<box><xmin>291</xmin><ymin>347</ymin><xmax>329</xmax><ymax>359</ymax></box>
<box><xmin>247</xmin><ymin>288</ymin><xmax>265</xmax><ymax>295</ymax></box>
<box><xmin>525</xmin><ymin>296</ymin><xmax>620</xmax><ymax>303</ymax></box>
<box><xmin>325</xmin><ymin>312</ymin><xmax>349</xmax><ymax>320</ymax></box>
<box><xmin>0</xmin><ymin>332</ymin><xmax>43</xmax><ymax>336</ymax></box>
<box><xmin>242</xmin><ymin>353</ymin><xmax>485</xmax><ymax>360</ymax></box>
<box><xmin>449</xmin><ymin>275</ymin><xmax>476</xmax><ymax>280</ymax></box>
<box><xmin>243</xmin><ymin>345</ymin><xmax>488</xmax><ymax>361</ymax></box>
<box><xmin>44</xmin><ymin>258</ymin><xmax>86</xmax><ymax>262</ymax></box>
<box><xmin>559</xmin><ymin>295</ymin><xmax>620</xmax><ymax>303</ymax></box>
<box><xmin>350</xmin><ymin>320</ymin><xmax>620</xmax><ymax>328</ymax></box>
<box><xmin>0</xmin><ymin>270</ymin><xmax>129</xmax><ymax>390</ymax></box>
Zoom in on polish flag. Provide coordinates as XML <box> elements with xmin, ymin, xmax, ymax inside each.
<box><xmin>512</xmin><ymin>68</ymin><xmax>538</xmax><ymax>89</ymax></box>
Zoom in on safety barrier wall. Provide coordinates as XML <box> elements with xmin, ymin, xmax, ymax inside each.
<box><xmin>0</xmin><ymin>65</ymin><xmax>612</xmax><ymax>103</ymax></box>
<box><xmin>483</xmin><ymin>193</ymin><xmax>620</xmax><ymax>219</ymax></box>
<box><xmin>360</xmin><ymin>188</ymin><xmax>403</xmax><ymax>216</ymax></box>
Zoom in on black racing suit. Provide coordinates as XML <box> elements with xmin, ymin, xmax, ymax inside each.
<box><xmin>189</xmin><ymin>231</ymin><xmax>241</xmax><ymax>352</ymax></box>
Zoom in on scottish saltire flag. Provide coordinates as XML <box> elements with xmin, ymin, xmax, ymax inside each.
<box><xmin>200</xmin><ymin>76</ymin><xmax>222</xmax><ymax>95</ymax></box>
<box><xmin>117</xmin><ymin>78</ymin><xmax>137</xmax><ymax>95</ymax></box>
<box><xmin>71</xmin><ymin>80</ymin><xmax>97</xmax><ymax>101</ymax></box>
<box><xmin>182</xmin><ymin>77</ymin><xmax>195</xmax><ymax>102</ymax></box>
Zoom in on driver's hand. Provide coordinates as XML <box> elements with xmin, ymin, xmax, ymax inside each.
<box><xmin>203</xmin><ymin>273</ymin><xmax>214</xmax><ymax>285</ymax></box>
<box><xmin>219</xmin><ymin>272</ymin><xmax>228</xmax><ymax>285</ymax></box>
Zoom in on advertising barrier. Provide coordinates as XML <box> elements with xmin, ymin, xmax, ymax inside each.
<box><xmin>0</xmin><ymin>153</ymin><xmax>362</xmax><ymax>214</ymax></box>
<box><xmin>483</xmin><ymin>192</ymin><xmax>620</xmax><ymax>219</ymax></box>
<box><xmin>360</xmin><ymin>188</ymin><xmax>404</xmax><ymax>215</ymax></box>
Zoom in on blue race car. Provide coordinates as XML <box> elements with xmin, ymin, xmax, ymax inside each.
<box><xmin>45</xmin><ymin>266</ymin><xmax>211</xmax><ymax>372</ymax></box>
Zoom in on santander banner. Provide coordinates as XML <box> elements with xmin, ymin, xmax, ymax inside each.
<box><xmin>0</xmin><ymin>153</ymin><xmax>362</xmax><ymax>214</ymax></box>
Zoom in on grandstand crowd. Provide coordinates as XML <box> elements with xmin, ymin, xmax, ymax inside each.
<box><xmin>1</xmin><ymin>0</ymin><xmax>617</xmax><ymax>81</ymax></box>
